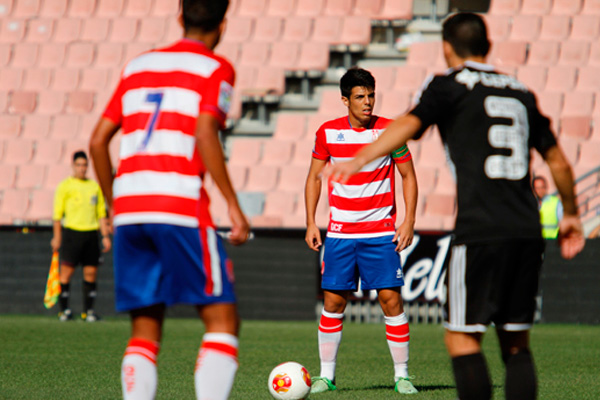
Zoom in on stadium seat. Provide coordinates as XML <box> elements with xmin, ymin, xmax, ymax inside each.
<box><xmin>239</xmin><ymin>42</ymin><xmax>271</xmax><ymax>67</ymax></box>
<box><xmin>369</xmin><ymin>67</ymin><xmax>396</xmax><ymax>91</ymax></box>
<box><xmin>560</xmin><ymin>116</ymin><xmax>592</xmax><ymax>141</ymax></box>
<box><xmin>4</xmin><ymin>138</ymin><xmax>33</xmax><ymax>165</ymax></box>
<box><xmin>95</xmin><ymin>43</ymin><xmax>124</xmax><ymax>67</ymax></box>
<box><xmin>0</xmin><ymin>188</ymin><xmax>30</xmax><ymax>221</ymax></box>
<box><xmin>27</xmin><ymin>188</ymin><xmax>54</xmax><ymax>221</ymax></box>
<box><xmin>16</xmin><ymin>164</ymin><xmax>46</xmax><ymax>189</ymax></box>
<box><xmin>558</xmin><ymin>41</ymin><xmax>590</xmax><ymax>66</ymax></box>
<box><xmin>216</xmin><ymin>42</ymin><xmax>240</xmax><ymax>64</ymax></box>
<box><xmin>291</xmin><ymin>139</ymin><xmax>316</xmax><ymax>167</ymax></box>
<box><xmin>276</xmin><ymin>164</ymin><xmax>307</xmax><ymax>193</ymax></box>
<box><xmin>0</xmin><ymin>44</ymin><xmax>9</xmax><ymax>66</ymax></box>
<box><xmin>526</xmin><ymin>41</ymin><xmax>559</xmax><ymax>66</ymax></box>
<box><xmin>33</xmin><ymin>139</ymin><xmax>64</xmax><ymax>164</ymax></box>
<box><xmin>253</xmin><ymin>16</ymin><xmax>283</xmax><ymax>42</ymax></box>
<box><xmin>323</xmin><ymin>0</ymin><xmax>353</xmax><ymax>16</ymax></box>
<box><xmin>138</xmin><ymin>18</ymin><xmax>167</xmax><ymax>43</ymax></box>
<box><xmin>251</xmin><ymin>66</ymin><xmax>286</xmax><ymax>96</ymax></box>
<box><xmin>37</xmin><ymin>90</ymin><xmax>66</xmax><ymax>115</ymax></box>
<box><xmin>69</xmin><ymin>0</ymin><xmax>95</xmax><ymax>16</ymax></box>
<box><xmin>237</xmin><ymin>0</ymin><xmax>268</xmax><ymax>16</ymax></box>
<box><xmin>520</xmin><ymin>0</ymin><xmax>553</xmax><ymax>15</ymax></box>
<box><xmin>44</xmin><ymin>164</ymin><xmax>71</xmax><ymax>189</ymax></box>
<box><xmin>0</xmin><ymin>115</ymin><xmax>21</xmax><ymax>138</ymax></box>
<box><xmin>0</xmin><ymin>19</ymin><xmax>26</xmax><ymax>43</ymax></box>
<box><xmin>561</xmin><ymin>92</ymin><xmax>594</xmax><ymax>117</ymax></box>
<box><xmin>282</xmin><ymin>16</ymin><xmax>313</xmax><ymax>42</ymax></box>
<box><xmin>295</xmin><ymin>0</ymin><xmax>325</xmax><ymax>16</ymax></box>
<box><xmin>95</xmin><ymin>0</ymin><xmax>124</xmax><ymax>16</ymax></box>
<box><xmin>557</xmin><ymin>136</ymin><xmax>580</xmax><ymax>165</ymax></box>
<box><xmin>0</xmin><ymin>91</ymin><xmax>7</xmax><ymax>113</ymax></box>
<box><xmin>406</xmin><ymin>41</ymin><xmax>442</xmax><ymax>66</ymax></box>
<box><xmin>538</xmin><ymin>16</ymin><xmax>571</xmax><ymax>41</ymax></box>
<box><xmin>269</xmin><ymin>41</ymin><xmax>300</xmax><ymax>69</ymax></box>
<box><xmin>489</xmin><ymin>41</ymin><xmax>528</xmax><ymax>67</ymax></box>
<box><xmin>153</xmin><ymin>0</ymin><xmax>179</xmax><ymax>15</ymax></box>
<box><xmin>50</xmin><ymin>115</ymin><xmax>80</xmax><ymax>139</ymax></box>
<box><xmin>124</xmin><ymin>43</ymin><xmax>153</xmax><ymax>63</ymax></box>
<box><xmin>13</xmin><ymin>0</ymin><xmax>40</xmax><ymax>18</ymax></box>
<box><xmin>109</xmin><ymin>18</ymin><xmax>139</xmax><ymax>43</ymax></box>
<box><xmin>26</xmin><ymin>19</ymin><xmax>53</xmax><ymax>42</ymax></box>
<box><xmin>317</xmin><ymin>89</ymin><xmax>346</xmax><ymax>116</ymax></box>
<box><xmin>261</xmin><ymin>191</ymin><xmax>297</xmax><ymax>219</ymax></box>
<box><xmin>509</xmin><ymin>15</ymin><xmax>541</xmax><ymax>41</ymax></box>
<box><xmin>245</xmin><ymin>165</ymin><xmax>279</xmax><ymax>192</ymax></box>
<box><xmin>353</xmin><ymin>0</ymin><xmax>383</xmax><ymax>17</ymax></box>
<box><xmin>266</xmin><ymin>0</ymin><xmax>296</xmax><ymax>16</ymax></box>
<box><xmin>221</xmin><ymin>16</ymin><xmax>254</xmax><ymax>43</ymax></box>
<box><xmin>545</xmin><ymin>66</ymin><xmax>577</xmax><ymax>92</ymax></box>
<box><xmin>575</xmin><ymin>66</ymin><xmax>600</xmax><ymax>92</ymax></box>
<box><xmin>66</xmin><ymin>43</ymin><xmax>95</xmax><ymax>67</ymax></box>
<box><xmin>379</xmin><ymin>0</ymin><xmax>413</xmax><ymax>20</ymax></box>
<box><xmin>8</xmin><ymin>91</ymin><xmax>36</xmax><ymax>114</ymax></box>
<box><xmin>517</xmin><ymin>66</ymin><xmax>547</xmax><ymax>92</ymax></box>
<box><xmin>0</xmin><ymin>68</ymin><xmax>23</xmax><ymax>90</ymax></box>
<box><xmin>38</xmin><ymin>43</ymin><xmax>66</xmax><ymax>67</ymax></box>
<box><xmin>228</xmin><ymin>138</ymin><xmax>262</xmax><ymax>166</ymax></box>
<box><xmin>307</xmin><ymin>114</ymin><xmax>332</xmax><ymax>137</ymax></box>
<box><xmin>273</xmin><ymin>113</ymin><xmax>308</xmax><ymax>141</ymax></box>
<box><xmin>483</xmin><ymin>15</ymin><xmax>511</xmax><ymax>41</ymax></box>
<box><xmin>40</xmin><ymin>0</ymin><xmax>67</xmax><ymax>16</ymax></box>
<box><xmin>551</xmin><ymin>0</ymin><xmax>583</xmax><ymax>14</ymax></box>
<box><xmin>377</xmin><ymin>90</ymin><xmax>411</xmax><ymax>119</ymax></box>
<box><xmin>80</xmin><ymin>68</ymin><xmax>111</xmax><ymax>91</ymax></box>
<box><xmin>577</xmin><ymin>140</ymin><xmax>600</xmax><ymax>171</ymax></box>
<box><xmin>536</xmin><ymin>92</ymin><xmax>563</xmax><ymax>125</ymax></box>
<box><xmin>416</xmin><ymin>135</ymin><xmax>447</xmax><ymax>168</ymax></box>
<box><xmin>336</xmin><ymin>16</ymin><xmax>371</xmax><ymax>47</ymax></box>
<box><xmin>424</xmin><ymin>193</ymin><xmax>456</xmax><ymax>216</ymax></box>
<box><xmin>412</xmin><ymin>165</ymin><xmax>437</xmax><ymax>195</ymax></box>
<box><xmin>62</xmin><ymin>140</ymin><xmax>89</xmax><ymax>164</ymax></box>
<box><xmin>124</xmin><ymin>0</ymin><xmax>152</xmax><ymax>16</ymax></box>
<box><xmin>294</xmin><ymin>42</ymin><xmax>330</xmax><ymax>71</ymax></box>
<box><xmin>52</xmin><ymin>68</ymin><xmax>80</xmax><ymax>91</ymax></box>
<box><xmin>233</xmin><ymin>66</ymin><xmax>256</xmax><ymax>94</ymax></box>
<box><xmin>22</xmin><ymin>69</ymin><xmax>51</xmax><ymax>91</ymax></box>
<box><xmin>435</xmin><ymin>167</ymin><xmax>456</xmax><ymax>196</ymax></box>
<box><xmin>312</xmin><ymin>16</ymin><xmax>342</xmax><ymax>44</ymax></box>
<box><xmin>570</xmin><ymin>16</ymin><xmax>600</xmax><ymax>41</ymax></box>
<box><xmin>487</xmin><ymin>0</ymin><xmax>522</xmax><ymax>15</ymax></box>
<box><xmin>21</xmin><ymin>115</ymin><xmax>50</xmax><ymax>138</ymax></box>
<box><xmin>226</xmin><ymin>165</ymin><xmax>249</xmax><ymax>191</ymax></box>
<box><xmin>581</xmin><ymin>0</ymin><xmax>600</xmax><ymax>14</ymax></box>
<box><xmin>53</xmin><ymin>18</ymin><xmax>82</xmax><ymax>43</ymax></box>
<box><xmin>0</xmin><ymin>165</ymin><xmax>17</xmax><ymax>189</ymax></box>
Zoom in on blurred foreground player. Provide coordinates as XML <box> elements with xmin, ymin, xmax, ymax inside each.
<box><xmin>89</xmin><ymin>1</ymin><xmax>250</xmax><ymax>399</ymax></box>
<box><xmin>51</xmin><ymin>150</ymin><xmax>111</xmax><ymax>322</ymax></box>
<box><xmin>324</xmin><ymin>13</ymin><xmax>585</xmax><ymax>400</ymax></box>
<box><xmin>305</xmin><ymin>68</ymin><xmax>418</xmax><ymax>394</ymax></box>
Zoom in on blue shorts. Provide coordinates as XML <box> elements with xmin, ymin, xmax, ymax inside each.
<box><xmin>321</xmin><ymin>235</ymin><xmax>404</xmax><ymax>291</ymax></box>
<box><xmin>113</xmin><ymin>224</ymin><xmax>235</xmax><ymax>312</ymax></box>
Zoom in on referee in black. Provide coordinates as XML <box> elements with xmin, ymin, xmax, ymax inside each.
<box><xmin>51</xmin><ymin>151</ymin><xmax>111</xmax><ymax>322</ymax></box>
<box><xmin>325</xmin><ymin>13</ymin><xmax>585</xmax><ymax>400</ymax></box>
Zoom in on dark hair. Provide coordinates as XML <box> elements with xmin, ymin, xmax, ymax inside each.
<box><xmin>340</xmin><ymin>67</ymin><xmax>375</xmax><ymax>98</ymax></box>
<box><xmin>442</xmin><ymin>12</ymin><xmax>490</xmax><ymax>58</ymax></box>
<box><xmin>73</xmin><ymin>150</ymin><xmax>87</xmax><ymax>162</ymax></box>
<box><xmin>181</xmin><ymin>0</ymin><xmax>229</xmax><ymax>33</ymax></box>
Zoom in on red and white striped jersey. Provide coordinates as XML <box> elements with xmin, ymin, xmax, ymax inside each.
<box><xmin>312</xmin><ymin>116</ymin><xmax>412</xmax><ymax>238</ymax></box>
<box><xmin>103</xmin><ymin>39</ymin><xmax>235</xmax><ymax>228</ymax></box>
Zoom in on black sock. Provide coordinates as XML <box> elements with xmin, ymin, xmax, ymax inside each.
<box><xmin>451</xmin><ymin>353</ymin><xmax>492</xmax><ymax>400</ymax></box>
<box><xmin>505</xmin><ymin>349</ymin><xmax>537</xmax><ymax>400</ymax></box>
<box><xmin>59</xmin><ymin>283</ymin><xmax>70</xmax><ymax>311</ymax></box>
<box><xmin>83</xmin><ymin>280</ymin><xmax>97</xmax><ymax>313</ymax></box>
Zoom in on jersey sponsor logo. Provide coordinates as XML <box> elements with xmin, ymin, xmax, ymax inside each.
<box><xmin>336</xmin><ymin>132</ymin><xmax>345</xmax><ymax>142</ymax></box>
<box><xmin>396</xmin><ymin>268</ymin><xmax>403</xmax><ymax>279</ymax></box>
<box><xmin>330</xmin><ymin>222</ymin><xmax>343</xmax><ymax>232</ymax></box>
<box><xmin>372</xmin><ymin>129</ymin><xmax>381</xmax><ymax>141</ymax></box>
<box><xmin>218</xmin><ymin>80</ymin><xmax>233</xmax><ymax>114</ymax></box>
<box><xmin>455</xmin><ymin>68</ymin><xmax>527</xmax><ymax>91</ymax></box>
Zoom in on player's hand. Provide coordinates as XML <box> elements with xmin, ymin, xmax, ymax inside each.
<box><xmin>321</xmin><ymin>158</ymin><xmax>363</xmax><ymax>184</ymax></box>
<box><xmin>557</xmin><ymin>215</ymin><xmax>585</xmax><ymax>259</ymax></box>
<box><xmin>393</xmin><ymin>221</ymin><xmax>414</xmax><ymax>252</ymax></box>
<box><xmin>228</xmin><ymin>204</ymin><xmax>251</xmax><ymax>246</ymax></box>
<box><xmin>101</xmin><ymin>236</ymin><xmax>112</xmax><ymax>253</ymax></box>
<box><xmin>50</xmin><ymin>237</ymin><xmax>60</xmax><ymax>253</ymax></box>
<box><xmin>305</xmin><ymin>223</ymin><xmax>322</xmax><ymax>251</ymax></box>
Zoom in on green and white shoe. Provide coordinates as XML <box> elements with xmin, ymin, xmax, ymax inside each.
<box><xmin>394</xmin><ymin>377</ymin><xmax>418</xmax><ymax>394</ymax></box>
<box><xmin>310</xmin><ymin>376</ymin><xmax>337</xmax><ymax>394</ymax></box>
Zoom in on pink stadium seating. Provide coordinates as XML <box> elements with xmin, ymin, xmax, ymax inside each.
<box><xmin>317</xmin><ymin>89</ymin><xmax>346</xmax><ymax>116</ymax></box>
<box><xmin>517</xmin><ymin>66</ymin><xmax>547</xmax><ymax>91</ymax></box>
<box><xmin>292</xmin><ymin>139</ymin><xmax>315</xmax><ymax>166</ymax></box>
<box><xmin>377</xmin><ymin>91</ymin><xmax>411</xmax><ymax>119</ymax></box>
<box><xmin>0</xmin><ymin>69</ymin><xmax>24</xmax><ymax>90</ymax></box>
<box><xmin>416</xmin><ymin>135</ymin><xmax>447</xmax><ymax>168</ymax></box>
<box><xmin>538</xmin><ymin>15</ymin><xmax>571</xmax><ymax>41</ymax></box>
<box><xmin>379</xmin><ymin>0</ymin><xmax>413</xmax><ymax>20</ymax></box>
<box><xmin>26</xmin><ymin>19</ymin><xmax>53</xmax><ymax>42</ymax></box>
<box><xmin>138</xmin><ymin>18</ymin><xmax>167</xmax><ymax>43</ymax></box>
<box><xmin>269</xmin><ymin>41</ymin><xmax>300</xmax><ymax>69</ymax></box>
<box><xmin>582</xmin><ymin>0</ymin><xmax>600</xmax><ymax>14</ymax></box>
<box><xmin>4</xmin><ymin>138</ymin><xmax>33</xmax><ymax>165</ymax></box>
<box><xmin>80</xmin><ymin>69</ymin><xmax>112</xmax><ymax>92</ymax></box>
<box><xmin>124</xmin><ymin>0</ymin><xmax>152</xmax><ymax>17</ymax></box>
<box><xmin>570</xmin><ymin>15</ymin><xmax>600</xmax><ymax>41</ymax></box>
<box><xmin>22</xmin><ymin>69</ymin><xmax>51</xmax><ymax>91</ymax></box>
<box><xmin>26</xmin><ymin>188</ymin><xmax>54</xmax><ymax>221</ymax></box>
<box><xmin>252</xmin><ymin>66</ymin><xmax>286</xmax><ymax>96</ymax></box>
<box><xmin>16</xmin><ymin>164</ymin><xmax>45</xmax><ymax>189</ymax></box>
<box><xmin>38</xmin><ymin>90</ymin><xmax>66</xmax><ymax>115</ymax></box>
<box><xmin>21</xmin><ymin>115</ymin><xmax>50</xmax><ymax>138</ymax></box>
<box><xmin>239</xmin><ymin>42</ymin><xmax>270</xmax><ymax>67</ymax></box>
<box><xmin>62</xmin><ymin>140</ymin><xmax>89</xmax><ymax>164</ymax></box>
<box><xmin>353</xmin><ymin>0</ymin><xmax>383</xmax><ymax>17</ymax></box>
<box><xmin>526</xmin><ymin>41</ymin><xmax>559</xmax><ymax>66</ymax></box>
<box><xmin>0</xmin><ymin>19</ymin><xmax>26</xmax><ymax>43</ymax></box>
<box><xmin>369</xmin><ymin>67</ymin><xmax>396</xmax><ymax>90</ymax></box>
<box><xmin>483</xmin><ymin>15</ymin><xmax>511</xmax><ymax>41</ymax></box>
<box><xmin>562</xmin><ymin>92</ymin><xmax>594</xmax><ymax>116</ymax></box>
<box><xmin>53</xmin><ymin>18</ymin><xmax>82</xmax><ymax>43</ymax></box>
<box><xmin>13</xmin><ymin>0</ymin><xmax>40</xmax><ymax>17</ymax></box>
<box><xmin>260</xmin><ymin>140</ymin><xmax>294</xmax><ymax>166</ymax></box>
<box><xmin>216</xmin><ymin>42</ymin><xmax>240</xmax><ymax>64</ymax></box>
<box><xmin>52</xmin><ymin>68</ymin><xmax>80</xmax><ymax>91</ymax></box>
<box><xmin>295</xmin><ymin>0</ymin><xmax>325</xmax><ymax>16</ymax></box>
<box><xmin>412</xmin><ymin>166</ymin><xmax>437</xmax><ymax>195</ymax></box>
<box><xmin>278</xmin><ymin>165</ymin><xmax>309</xmax><ymax>192</ymax></box>
<box><xmin>520</xmin><ymin>0</ymin><xmax>553</xmax><ymax>15</ymax></box>
<box><xmin>537</xmin><ymin>92</ymin><xmax>563</xmax><ymax>127</ymax></box>
<box><xmin>0</xmin><ymin>91</ymin><xmax>7</xmax><ymax>113</ymax></box>
<box><xmin>307</xmin><ymin>114</ymin><xmax>332</xmax><ymax>137</ymax></box>
<box><xmin>38</xmin><ymin>43</ymin><xmax>66</xmax><ymax>67</ymax></box>
<box><xmin>109</xmin><ymin>18</ymin><xmax>139</xmax><ymax>43</ymax></box>
<box><xmin>234</xmin><ymin>66</ymin><xmax>256</xmax><ymax>93</ymax></box>
<box><xmin>51</xmin><ymin>115</ymin><xmax>80</xmax><ymax>139</ymax></box>
<box><xmin>312</xmin><ymin>16</ymin><xmax>342</xmax><ymax>43</ymax></box>
<box><xmin>69</xmin><ymin>0</ymin><xmax>96</xmax><ymax>17</ymax></box>
<box><xmin>545</xmin><ymin>66</ymin><xmax>577</xmax><ymax>92</ymax></box>
<box><xmin>153</xmin><ymin>0</ymin><xmax>179</xmax><ymax>15</ymax></box>
<box><xmin>261</xmin><ymin>191</ymin><xmax>297</xmax><ymax>218</ymax></box>
<box><xmin>336</xmin><ymin>16</ymin><xmax>371</xmax><ymax>46</ymax></box>
<box><xmin>435</xmin><ymin>167</ymin><xmax>456</xmax><ymax>196</ymax></box>
<box><xmin>0</xmin><ymin>189</ymin><xmax>30</xmax><ymax>220</ymax></box>
<box><xmin>488</xmin><ymin>0</ymin><xmax>522</xmax><ymax>15</ymax></box>
<box><xmin>558</xmin><ymin>136</ymin><xmax>580</xmax><ymax>165</ymax></box>
<box><xmin>40</xmin><ymin>0</ymin><xmax>67</xmax><ymax>16</ymax></box>
<box><xmin>229</xmin><ymin>138</ymin><xmax>262</xmax><ymax>166</ymax></box>
<box><xmin>0</xmin><ymin>44</ymin><xmax>9</xmax><ymax>66</ymax></box>
<box><xmin>488</xmin><ymin>41</ymin><xmax>528</xmax><ymax>66</ymax></box>
<box><xmin>266</xmin><ymin>0</ymin><xmax>296</xmax><ymax>16</ymax></box>
<box><xmin>509</xmin><ymin>15</ymin><xmax>541</xmax><ymax>41</ymax></box>
<box><xmin>253</xmin><ymin>16</ymin><xmax>283</xmax><ymax>42</ymax></box>
<box><xmin>221</xmin><ymin>16</ymin><xmax>254</xmax><ymax>43</ymax></box>
<box><xmin>33</xmin><ymin>139</ymin><xmax>64</xmax><ymax>165</ymax></box>
<box><xmin>560</xmin><ymin>116</ymin><xmax>592</xmax><ymax>141</ymax></box>
<box><xmin>226</xmin><ymin>165</ymin><xmax>249</xmax><ymax>191</ymax></box>
<box><xmin>552</xmin><ymin>0</ymin><xmax>583</xmax><ymax>15</ymax></box>
<box><xmin>323</xmin><ymin>0</ymin><xmax>353</xmax><ymax>16</ymax></box>
<box><xmin>294</xmin><ymin>42</ymin><xmax>329</xmax><ymax>71</ymax></box>
<box><xmin>0</xmin><ymin>165</ymin><xmax>17</xmax><ymax>189</ymax></box>
<box><xmin>245</xmin><ymin>165</ymin><xmax>279</xmax><ymax>192</ymax></box>
<box><xmin>407</xmin><ymin>41</ymin><xmax>442</xmax><ymax>66</ymax></box>
<box><xmin>45</xmin><ymin>164</ymin><xmax>72</xmax><ymax>189</ymax></box>
<box><xmin>124</xmin><ymin>43</ymin><xmax>153</xmax><ymax>63</ymax></box>
<box><xmin>95</xmin><ymin>43</ymin><xmax>124</xmax><ymax>67</ymax></box>
<box><xmin>558</xmin><ymin>41</ymin><xmax>590</xmax><ymax>66</ymax></box>
<box><xmin>237</xmin><ymin>0</ymin><xmax>268</xmax><ymax>17</ymax></box>
<box><xmin>66</xmin><ymin>91</ymin><xmax>95</xmax><ymax>114</ymax></box>
<box><xmin>66</xmin><ymin>43</ymin><xmax>95</xmax><ymax>67</ymax></box>
<box><xmin>424</xmin><ymin>193</ymin><xmax>456</xmax><ymax>217</ymax></box>
<box><xmin>273</xmin><ymin>113</ymin><xmax>308</xmax><ymax>141</ymax></box>
<box><xmin>0</xmin><ymin>115</ymin><xmax>21</xmax><ymax>138</ymax></box>
<box><xmin>575</xmin><ymin>66</ymin><xmax>600</xmax><ymax>92</ymax></box>
<box><xmin>577</xmin><ymin>140</ymin><xmax>600</xmax><ymax>171</ymax></box>
<box><xmin>282</xmin><ymin>16</ymin><xmax>313</xmax><ymax>42</ymax></box>
<box><xmin>8</xmin><ymin>91</ymin><xmax>36</xmax><ymax>114</ymax></box>
<box><xmin>95</xmin><ymin>0</ymin><xmax>124</xmax><ymax>17</ymax></box>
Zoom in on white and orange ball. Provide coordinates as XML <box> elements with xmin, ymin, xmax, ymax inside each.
<box><xmin>268</xmin><ymin>361</ymin><xmax>311</xmax><ymax>400</ymax></box>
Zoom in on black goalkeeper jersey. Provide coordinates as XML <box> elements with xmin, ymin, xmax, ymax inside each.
<box><xmin>410</xmin><ymin>61</ymin><xmax>557</xmax><ymax>244</ymax></box>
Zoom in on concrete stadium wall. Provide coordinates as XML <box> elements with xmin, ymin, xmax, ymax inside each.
<box><xmin>0</xmin><ymin>227</ymin><xmax>598</xmax><ymax>324</ymax></box>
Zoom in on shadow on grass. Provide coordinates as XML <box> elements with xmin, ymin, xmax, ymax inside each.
<box><xmin>337</xmin><ymin>384</ymin><xmax>456</xmax><ymax>392</ymax></box>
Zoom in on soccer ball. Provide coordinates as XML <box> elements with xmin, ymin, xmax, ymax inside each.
<box><xmin>268</xmin><ymin>361</ymin><xmax>312</xmax><ymax>400</ymax></box>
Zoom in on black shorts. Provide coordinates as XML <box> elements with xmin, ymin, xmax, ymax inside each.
<box><xmin>60</xmin><ymin>228</ymin><xmax>101</xmax><ymax>267</ymax></box>
<box><xmin>443</xmin><ymin>239</ymin><xmax>544</xmax><ymax>333</ymax></box>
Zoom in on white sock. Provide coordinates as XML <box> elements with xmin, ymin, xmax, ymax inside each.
<box><xmin>121</xmin><ymin>338</ymin><xmax>160</xmax><ymax>400</ymax></box>
<box><xmin>195</xmin><ymin>333</ymin><xmax>239</xmax><ymax>400</ymax></box>
<box><xmin>318</xmin><ymin>309</ymin><xmax>344</xmax><ymax>381</ymax></box>
<box><xmin>385</xmin><ymin>313</ymin><xmax>410</xmax><ymax>380</ymax></box>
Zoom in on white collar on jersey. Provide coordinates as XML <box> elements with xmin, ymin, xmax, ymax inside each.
<box><xmin>463</xmin><ymin>60</ymin><xmax>495</xmax><ymax>71</ymax></box>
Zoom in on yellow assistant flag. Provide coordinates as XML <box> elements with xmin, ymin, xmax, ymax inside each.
<box><xmin>43</xmin><ymin>252</ymin><xmax>61</xmax><ymax>309</ymax></box>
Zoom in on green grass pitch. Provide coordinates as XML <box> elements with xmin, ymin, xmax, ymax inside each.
<box><xmin>0</xmin><ymin>315</ymin><xmax>599</xmax><ymax>399</ymax></box>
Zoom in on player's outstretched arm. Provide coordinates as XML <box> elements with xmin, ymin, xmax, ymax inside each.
<box><xmin>195</xmin><ymin>113</ymin><xmax>250</xmax><ymax>245</ymax></box>
<box><xmin>323</xmin><ymin>114</ymin><xmax>422</xmax><ymax>183</ymax></box>
<box><xmin>305</xmin><ymin>158</ymin><xmax>326</xmax><ymax>251</ymax></box>
<box><xmin>543</xmin><ymin>145</ymin><xmax>585</xmax><ymax>259</ymax></box>
<box><xmin>89</xmin><ymin>118</ymin><xmax>120</xmax><ymax>209</ymax></box>
<box><xmin>394</xmin><ymin>158</ymin><xmax>418</xmax><ymax>252</ymax></box>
